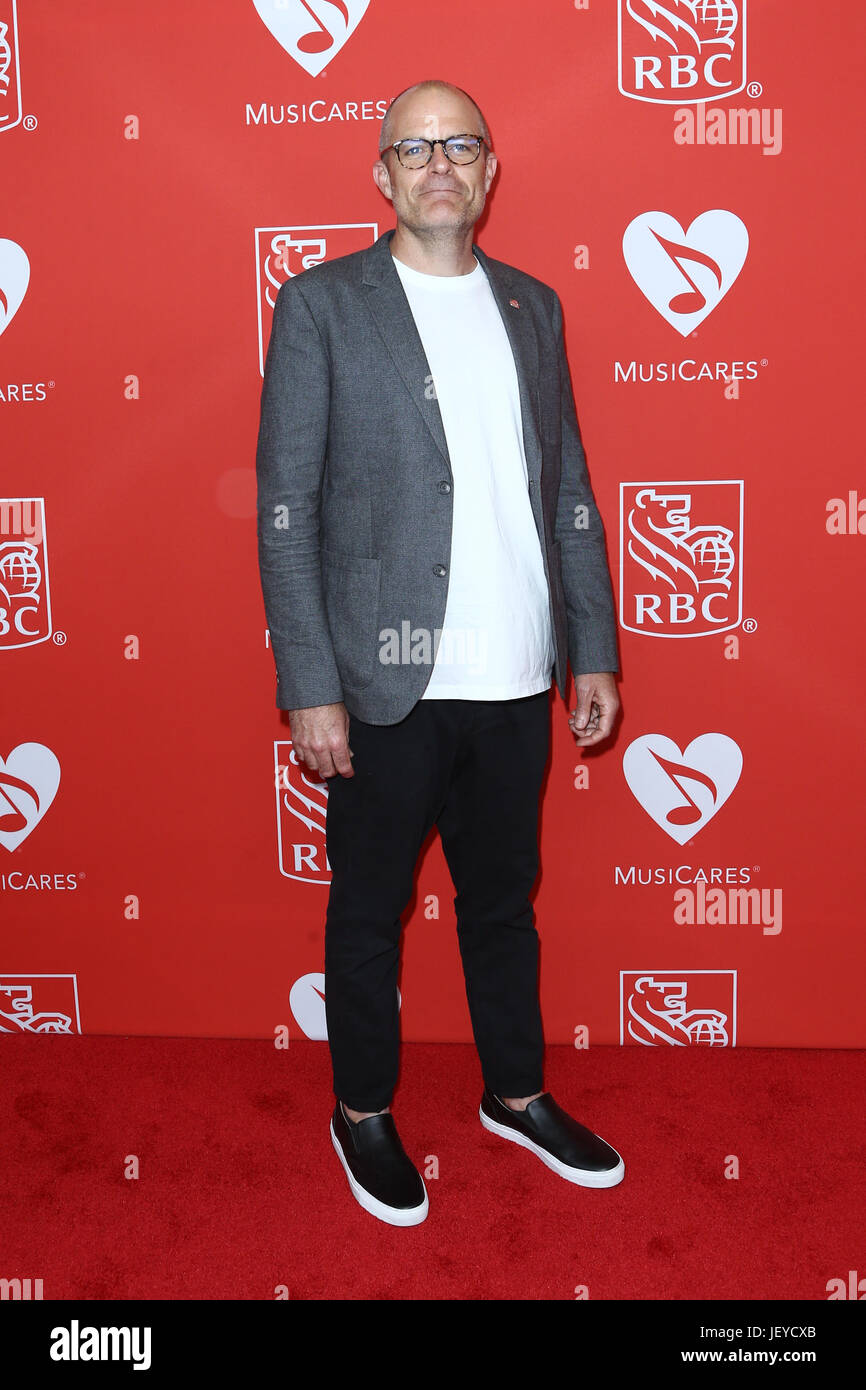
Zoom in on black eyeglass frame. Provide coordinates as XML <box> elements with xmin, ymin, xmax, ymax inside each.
<box><xmin>385</xmin><ymin>133</ymin><xmax>487</xmax><ymax>168</ymax></box>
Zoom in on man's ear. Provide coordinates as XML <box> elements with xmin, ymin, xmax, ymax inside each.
<box><xmin>372</xmin><ymin>157</ymin><xmax>393</xmax><ymax>201</ymax></box>
<box><xmin>483</xmin><ymin>152</ymin><xmax>498</xmax><ymax>194</ymax></box>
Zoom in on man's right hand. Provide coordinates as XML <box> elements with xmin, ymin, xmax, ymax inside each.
<box><xmin>288</xmin><ymin>703</ymin><xmax>354</xmax><ymax>779</ymax></box>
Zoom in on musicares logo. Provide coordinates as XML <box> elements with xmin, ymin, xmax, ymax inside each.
<box><xmin>622</xmin><ymin>733</ymin><xmax>743</xmax><ymax>844</ymax></box>
<box><xmin>290</xmin><ymin>972</ymin><xmax>328</xmax><ymax>1038</ymax></box>
<box><xmin>0</xmin><ymin>237</ymin><xmax>29</xmax><ymax>337</ymax></box>
<box><xmin>0</xmin><ymin>743</ymin><xmax>61</xmax><ymax>852</ymax></box>
<box><xmin>252</xmin><ymin>0</ymin><xmax>370</xmax><ymax>78</ymax></box>
<box><xmin>289</xmin><ymin>972</ymin><xmax>401</xmax><ymax>1040</ymax></box>
<box><xmin>623</xmin><ymin>211</ymin><xmax>748</xmax><ymax>335</ymax></box>
<box><xmin>618</xmin><ymin>0</ymin><xmax>747</xmax><ymax>105</ymax></box>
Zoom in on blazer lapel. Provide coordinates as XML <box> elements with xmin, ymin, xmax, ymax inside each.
<box><xmin>472</xmin><ymin>242</ymin><xmax>543</xmax><ymax>487</ymax></box>
<box><xmin>361</xmin><ymin>231</ymin><xmax>451</xmax><ymax>471</ymax></box>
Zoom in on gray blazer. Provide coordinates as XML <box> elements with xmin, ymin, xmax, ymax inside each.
<box><xmin>256</xmin><ymin>228</ymin><xmax>619</xmax><ymax>724</ymax></box>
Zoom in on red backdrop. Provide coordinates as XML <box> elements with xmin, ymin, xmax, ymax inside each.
<box><xmin>2</xmin><ymin>0</ymin><xmax>864</xmax><ymax>1049</ymax></box>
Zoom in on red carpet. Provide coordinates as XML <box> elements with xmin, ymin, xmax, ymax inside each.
<box><xmin>2</xmin><ymin>1037</ymin><xmax>863</xmax><ymax>1301</ymax></box>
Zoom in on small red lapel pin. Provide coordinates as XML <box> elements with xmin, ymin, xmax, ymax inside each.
<box><xmin>509</xmin><ymin>298</ymin><xmax>520</xmax><ymax>308</ymax></box>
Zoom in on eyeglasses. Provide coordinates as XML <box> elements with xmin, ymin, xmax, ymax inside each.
<box><xmin>387</xmin><ymin>134</ymin><xmax>486</xmax><ymax>169</ymax></box>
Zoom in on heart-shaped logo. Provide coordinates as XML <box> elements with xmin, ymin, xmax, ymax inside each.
<box><xmin>0</xmin><ymin>239</ymin><xmax>30</xmax><ymax>338</ymax></box>
<box><xmin>622</xmin><ymin>211</ymin><xmax>748</xmax><ymax>335</ymax></box>
<box><xmin>289</xmin><ymin>972</ymin><xmax>400</xmax><ymax>1039</ymax></box>
<box><xmin>289</xmin><ymin>972</ymin><xmax>328</xmax><ymax>1039</ymax></box>
<box><xmin>252</xmin><ymin>0</ymin><xmax>370</xmax><ymax>78</ymax></box>
<box><xmin>622</xmin><ymin>733</ymin><xmax>742</xmax><ymax>844</ymax></box>
<box><xmin>0</xmin><ymin>743</ymin><xmax>61</xmax><ymax>852</ymax></box>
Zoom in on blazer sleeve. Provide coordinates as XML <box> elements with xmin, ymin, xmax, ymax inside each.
<box><xmin>550</xmin><ymin>291</ymin><xmax>620</xmax><ymax>676</ymax></box>
<box><xmin>255</xmin><ymin>277</ymin><xmax>345</xmax><ymax>710</ymax></box>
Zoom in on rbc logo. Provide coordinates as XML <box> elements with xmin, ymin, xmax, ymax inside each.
<box><xmin>0</xmin><ymin>1</ymin><xmax>22</xmax><ymax>134</ymax></box>
<box><xmin>255</xmin><ymin>223</ymin><xmax>378</xmax><ymax>375</ymax></box>
<box><xmin>618</xmin><ymin>0</ymin><xmax>747</xmax><ymax>105</ymax></box>
<box><xmin>0</xmin><ymin>499</ymin><xmax>52</xmax><ymax>648</ymax></box>
<box><xmin>620</xmin><ymin>971</ymin><xmax>736</xmax><ymax>1045</ymax></box>
<box><xmin>274</xmin><ymin>740</ymin><xmax>331</xmax><ymax>884</ymax></box>
<box><xmin>0</xmin><ymin>976</ymin><xmax>80</xmax><ymax>1033</ymax></box>
<box><xmin>620</xmin><ymin>481</ymin><xmax>743</xmax><ymax>637</ymax></box>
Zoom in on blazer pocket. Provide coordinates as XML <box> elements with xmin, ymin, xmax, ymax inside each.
<box><xmin>321</xmin><ymin>548</ymin><xmax>381</xmax><ymax>692</ymax></box>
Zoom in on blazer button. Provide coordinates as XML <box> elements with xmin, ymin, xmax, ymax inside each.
<box><xmin>433</xmin><ymin>564</ymin><xmax>447</xmax><ymax>577</ymax></box>
<box><xmin>437</xmin><ymin>480</ymin><xmax>451</xmax><ymax>494</ymax></box>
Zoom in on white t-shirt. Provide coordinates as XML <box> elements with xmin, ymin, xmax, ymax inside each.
<box><xmin>392</xmin><ymin>253</ymin><xmax>554</xmax><ymax>700</ymax></box>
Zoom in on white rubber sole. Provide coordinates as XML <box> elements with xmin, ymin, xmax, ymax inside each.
<box><xmin>330</xmin><ymin>1120</ymin><xmax>429</xmax><ymax>1226</ymax></box>
<box><xmin>479</xmin><ymin>1105</ymin><xmax>625</xmax><ymax>1188</ymax></box>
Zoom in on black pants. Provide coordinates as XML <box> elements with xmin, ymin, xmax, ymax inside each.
<box><xmin>323</xmin><ymin>690</ymin><xmax>550</xmax><ymax>1112</ymax></box>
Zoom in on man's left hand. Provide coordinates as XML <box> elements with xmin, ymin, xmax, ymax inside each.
<box><xmin>568</xmin><ymin>672</ymin><xmax>620</xmax><ymax>747</ymax></box>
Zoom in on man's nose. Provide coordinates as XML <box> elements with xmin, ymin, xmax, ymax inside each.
<box><xmin>429</xmin><ymin>141</ymin><xmax>452</xmax><ymax>172</ymax></box>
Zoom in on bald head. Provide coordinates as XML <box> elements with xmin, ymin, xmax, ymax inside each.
<box><xmin>378</xmin><ymin>80</ymin><xmax>491</xmax><ymax>154</ymax></box>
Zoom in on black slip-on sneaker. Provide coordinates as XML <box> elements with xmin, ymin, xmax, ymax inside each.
<box><xmin>330</xmin><ymin>1102</ymin><xmax>429</xmax><ymax>1226</ymax></box>
<box><xmin>479</xmin><ymin>1089</ymin><xmax>625</xmax><ymax>1188</ymax></box>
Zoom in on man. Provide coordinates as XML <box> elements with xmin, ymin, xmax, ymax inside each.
<box><xmin>256</xmin><ymin>79</ymin><xmax>624</xmax><ymax>1227</ymax></box>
